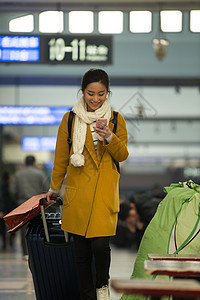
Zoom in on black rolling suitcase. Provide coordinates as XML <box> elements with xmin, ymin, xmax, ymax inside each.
<box><xmin>26</xmin><ymin>197</ymin><xmax>81</xmax><ymax>300</ymax></box>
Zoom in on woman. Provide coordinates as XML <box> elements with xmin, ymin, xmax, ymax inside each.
<box><xmin>47</xmin><ymin>68</ymin><xmax>129</xmax><ymax>300</ymax></box>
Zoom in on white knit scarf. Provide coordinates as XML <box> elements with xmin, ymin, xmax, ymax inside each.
<box><xmin>70</xmin><ymin>96</ymin><xmax>111</xmax><ymax>167</ymax></box>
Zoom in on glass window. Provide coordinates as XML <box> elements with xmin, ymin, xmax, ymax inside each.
<box><xmin>9</xmin><ymin>15</ymin><xmax>34</xmax><ymax>32</ymax></box>
<box><xmin>190</xmin><ymin>10</ymin><xmax>200</xmax><ymax>32</ymax></box>
<box><xmin>98</xmin><ymin>11</ymin><xmax>123</xmax><ymax>34</ymax></box>
<box><xmin>69</xmin><ymin>11</ymin><xmax>94</xmax><ymax>33</ymax></box>
<box><xmin>160</xmin><ymin>10</ymin><xmax>182</xmax><ymax>32</ymax></box>
<box><xmin>39</xmin><ymin>11</ymin><xmax>63</xmax><ymax>33</ymax></box>
<box><xmin>130</xmin><ymin>11</ymin><xmax>152</xmax><ymax>33</ymax></box>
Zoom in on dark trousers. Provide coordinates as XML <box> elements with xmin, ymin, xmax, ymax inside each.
<box><xmin>73</xmin><ymin>235</ymin><xmax>111</xmax><ymax>300</ymax></box>
<box><xmin>20</xmin><ymin>225</ymin><xmax>28</xmax><ymax>256</ymax></box>
<box><xmin>0</xmin><ymin>219</ymin><xmax>6</xmax><ymax>250</ymax></box>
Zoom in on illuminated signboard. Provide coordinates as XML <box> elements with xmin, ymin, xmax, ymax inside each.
<box><xmin>22</xmin><ymin>137</ymin><xmax>56</xmax><ymax>152</ymax></box>
<box><xmin>0</xmin><ymin>36</ymin><xmax>40</xmax><ymax>62</ymax></box>
<box><xmin>0</xmin><ymin>106</ymin><xmax>71</xmax><ymax>125</ymax></box>
<box><xmin>0</xmin><ymin>34</ymin><xmax>112</xmax><ymax>64</ymax></box>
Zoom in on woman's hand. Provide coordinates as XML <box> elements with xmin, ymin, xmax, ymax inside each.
<box><xmin>94</xmin><ymin>125</ymin><xmax>112</xmax><ymax>139</ymax></box>
<box><xmin>46</xmin><ymin>190</ymin><xmax>58</xmax><ymax>204</ymax></box>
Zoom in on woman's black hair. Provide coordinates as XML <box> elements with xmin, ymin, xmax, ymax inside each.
<box><xmin>118</xmin><ymin>201</ymin><xmax>131</xmax><ymax>221</ymax></box>
<box><xmin>81</xmin><ymin>68</ymin><xmax>110</xmax><ymax>94</ymax></box>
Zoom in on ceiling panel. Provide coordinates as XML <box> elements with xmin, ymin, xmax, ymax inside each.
<box><xmin>0</xmin><ymin>0</ymin><xmax>199</xmax><ymax>2</ymax></box>
<box><xmin>0</xmin><ymin>0</ymin><xmax>200</xmax><ymax>11</ymax></box>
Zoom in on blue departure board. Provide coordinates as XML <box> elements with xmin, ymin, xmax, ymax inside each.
<box><xmin>22</xmin><ymin>136</ymin><xmax>56</xmax><ymax>152</ymax></box>
<box><xmin>0</xmin><ymin>106</ymin><xmax>71</xmax><ymax>125</ymax></box>
<box><xmin>0</xmin><ymin>35</ymin><xmax>40</xmax><ymax>62</ymax></box>
<box><xmin>0</xmin><ymin>34</ymin><xmax>112</xmax><ymax>64</ymax></box>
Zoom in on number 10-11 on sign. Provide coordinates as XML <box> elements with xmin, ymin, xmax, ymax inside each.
<box><xmin>48</xmin><ymin>37</ymin><xmax>111</xmax><ymax>63</ymax></box>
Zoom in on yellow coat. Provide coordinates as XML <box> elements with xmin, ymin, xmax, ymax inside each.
<box><xmin>50</xmin><ymin>110</ymin><xmax>129</xmax><ymax>238</ymax></box>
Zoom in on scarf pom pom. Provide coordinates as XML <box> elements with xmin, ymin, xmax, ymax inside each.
<box><xmin>70</xmin><ymin>153</ymin><xmax>85</xmax><ymax>167</ymax></box>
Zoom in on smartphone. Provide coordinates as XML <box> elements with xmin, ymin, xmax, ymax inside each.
<box><xmin>96</xmin><ymin>118</ymin><xmax>107</xmax><ymax>129</ymax></box>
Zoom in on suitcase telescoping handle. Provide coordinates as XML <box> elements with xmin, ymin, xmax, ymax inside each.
<box><xmin>39</xmin><ymin>197</ymin><xmax>69</xmax><ymax>243</ymax></box>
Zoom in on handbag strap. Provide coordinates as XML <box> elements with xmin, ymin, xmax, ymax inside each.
<box><xmin>112</xmin><ymin>111</ymin><xmax>120</xmax><ymax>174</ymax></box>
<box><xmin>67</xmin><ymin>110</ymin><xmax>75</xmax><ymax>154</ymax></box>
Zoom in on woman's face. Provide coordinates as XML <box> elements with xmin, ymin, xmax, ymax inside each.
<box><xmin>83</xmin><ymin>82</ymin><xmax>107</xmax><ymax>112</ymax></box>
<box><xmin>127</xmin><ymin>208</ymin><xmax>139</xmax><ymax>225</ymax></box>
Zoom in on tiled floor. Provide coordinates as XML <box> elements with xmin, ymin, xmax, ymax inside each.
<box><xmin>110</xmin><ymin>247</ymin><xmax>137</xmax><ymax>299</ymax></box>
<box><xmin>0</xmin><ymin>232</ymin><xmax>137</xmax><ymax>300</ymax></box>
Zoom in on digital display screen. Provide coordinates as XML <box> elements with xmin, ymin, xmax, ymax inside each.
<box><xmin>0</xmin><ymin>34</ymin><xmax>112</xmax><ymax>64</ymax></box>
<box><xmin>0</xmin><ymin>35</ymin><xmax>40</xmax><ymax>62</ymax></box>
<box><xmin>46</xmin><ymin>36</ymin><xmax>112</xmax><ymax>63</ymax></box>
<box><xmin>0</xmin><ymin>106</ymin><xmax>71</xmax><ymax>125</ymax></box>
<box><xmin>22</xmin><ymin>136</ymin><xmax>56</xmax><ymax>152</ymax></box>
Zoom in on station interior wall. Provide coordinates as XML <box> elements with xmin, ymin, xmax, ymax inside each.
<box><xmin>0</xmin><ymin>8</ymin><xmax>200</xmax><ymax>194</ymax></box>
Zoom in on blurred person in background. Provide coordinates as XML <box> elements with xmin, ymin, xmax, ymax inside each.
<box><xmin>128</xmin><ymin>192</ymin><xmax>161</xmax><ymax>248</ymax></box>
<box><xmin>151</xmin><ymin>183</ymin><xmax>165</xmax><ymax>200</ymax></box>
<box><xmin>112</xmin><ymin>192</ymin><xmax>162</xmax><ymax>250</ymax></box>
<box><xmin>0</xmin><ymin>171</ymin><xmax>17</xmax><ymax>251</ymax></box>
<box><xmin>111</xmin><ymin>201</ymin><xmax>139</xmax><ymax>250</ymax></box>
<box><xmin>10</xmin><ymin>155</ymin><xmax>49</xmax><ymax>259</ymax></box>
